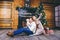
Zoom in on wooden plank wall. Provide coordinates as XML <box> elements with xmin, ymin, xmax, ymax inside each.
<box><xmin>12</xmin><ymin>0</ymin><xmax>54</xmax><ymax>29</ymax></box>
<box><xmin>12</xmin><ymin>0</ymin><xmax>24</xmax><ymax>29</ymax></box>
<box><xmin>0</xmin><ymin>2</ymin><xmax>13</xmax><ymax>28</ymax></box>
<box><xmin>43</xmin><ymin>4</ymin><xmax>54</xmax><ymax>28</ymax></box>
<box><xmin>0</xmin><ymin>0</ymin><xmax>54</xmax><ymax>29</ymax></box>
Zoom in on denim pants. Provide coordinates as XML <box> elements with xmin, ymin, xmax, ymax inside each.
<box><xmin>13</xmin><ymin>27</ymin><xmax>33</xmax><ymax>35</ymax></box>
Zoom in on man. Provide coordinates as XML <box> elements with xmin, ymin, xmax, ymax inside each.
<box><xmin>7</xmin><ymin>18</ymin><xmax>36</xmax><ymax>37</ymax></box>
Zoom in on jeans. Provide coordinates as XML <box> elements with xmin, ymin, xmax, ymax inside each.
<box><xmin>13</xmin><ymin>27</ymin><xmax>33</xmax><ymax>35</ymax></box>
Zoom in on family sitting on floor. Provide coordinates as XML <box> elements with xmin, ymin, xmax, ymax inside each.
<box><xmin>7</xmin><ymin>14</ymin><xmax>54</xmax><ymax>37</ymax></box>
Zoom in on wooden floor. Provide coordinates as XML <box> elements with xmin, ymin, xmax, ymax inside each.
<box><xmin>0</xmin><ymin>29</ymin><xmax>60</xmax><ymax>40</ymax></box>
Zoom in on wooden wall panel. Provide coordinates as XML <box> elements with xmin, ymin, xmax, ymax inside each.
<box><xmin>12</xmin><ymin>0</ymin><xmax>54</xmax><ymax>29</ymax></box>
<box><xmin>0</xmin><ymin>0</ymin><xmax>54</xmax><ymax>29</ymax></box>
<box><xmin>0</xmin><ymin>9</ymin><xmax>11</xmax><ymax>18</ymax></box>
<box><xmin>12</xmin><ymin>0</ymin><xmax>24</xmax><ymax>29</ymax></box>
<box><xmin>14</xmin><ymin>0</ymin><xmax>24</xmax><ymax>7</ymax></box>
<box><xmin>12</xmin><ymin>2</ymin><xmax>18</xmax><ymax>29</ymax></box>
<box><xmin>30</xmin><ymin>0</ymin><xmax>40</xmax><ymax>7</ymax></box>
<box><xmin>43</xmin><ymin>4</ymin><xmax>54</xmax><ymax>28</ymax></box>
<box><xmin>0</xmin><ymin>2</ymin><xmax>12</xmax><ymax>28</ymax></box>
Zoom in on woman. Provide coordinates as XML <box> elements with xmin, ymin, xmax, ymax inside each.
<box><xmin>30</xmin><ymin>16</ymin><xmax>45</xmax><ymax>36</ymax></box>
<box><xmin>7</xmin><ymin>18</ymin><xmax>36</xmax><ymax>37</ymax></box>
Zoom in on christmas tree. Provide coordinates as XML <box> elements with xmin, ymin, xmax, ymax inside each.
<box><xmin>35</xmin><ymin>3</ymin><xmax>47</xmax><ymax>26</ymax></box>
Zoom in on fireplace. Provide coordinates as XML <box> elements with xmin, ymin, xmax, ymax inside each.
<box><xmin>16</xmin><ymin>7</ymin><xmax>33</xmax><ymax>28</ymax></box>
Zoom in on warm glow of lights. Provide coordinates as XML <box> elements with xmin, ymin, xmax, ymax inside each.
<box><xmin>0</xmin><ymin>8</ymin><xmax>11</xmax><ymax>18</ymax></box>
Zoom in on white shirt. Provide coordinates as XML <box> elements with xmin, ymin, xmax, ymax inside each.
<box><xmin>31</xmin><ymin>20</ymin><xmax>44</xmax><ymax>35</ymax></box>
<box><xmin>27</xmin><ymin>22</ymin><xmax>36</xmax><ymax>33</ymax></box>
